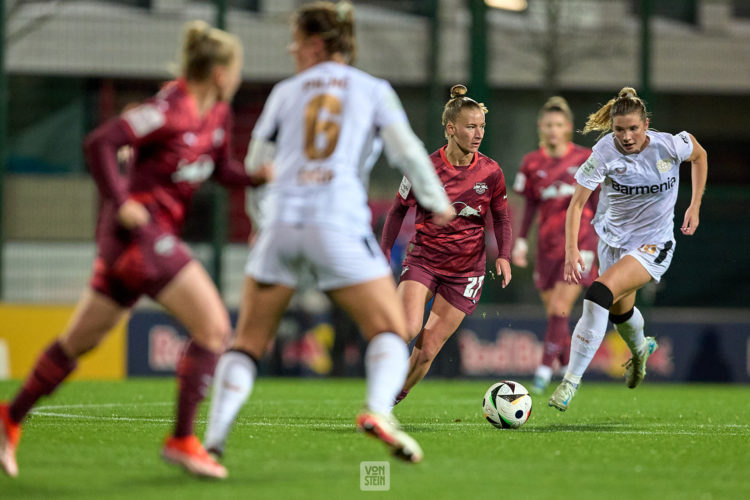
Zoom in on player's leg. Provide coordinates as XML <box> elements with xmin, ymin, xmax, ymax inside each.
<box><xmin>204</xmin><ymin>278</ymin><xmax>294</xmax><ymax>458</ymax></box>
<box><xmin>1</xmin><ymin>289</ymin><xmax>127</xmax><ymax>477</ymax></box>
<box><xmin>156</xmin><ymin>261</ymin><xmax>232</xmax><ymax>479</ymax></box>
<box><xmin>532</xmin><ymin>282</ymin><xmax>581</xmax><ymax>393</ymax></box>
<box><xmin>398</xmin><ymin>279</ymin><xmax>432</xmax><ymax>341</ymax></box>
<box><xmin>393</xmin><ymin>277</ymin><xmax>433</xmax><ymax>404</ymax></box>
<box><xmin>328</xmin><ymin>276</ymin><xmax>422</xmax><ymax>463</ymax></box>
<box><xmin>610</xmin><ymin>293</ymin><xmax>657</xmax><ymax>388</ymax></box>
<box><xmin>402</xmin><ymin>295</ymin><xmax>465</xmax><ymax>393</ymax></box>
<box><xmin>549</xmin><ymin>256</ymin><xmax>651</xmax><ymax>411</ymax></box>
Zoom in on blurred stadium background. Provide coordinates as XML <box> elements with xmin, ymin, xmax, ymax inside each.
<box><xmin>0</xmin><ymin>0</ymin><xmax>748</xmax><ymax>382</ymax></box>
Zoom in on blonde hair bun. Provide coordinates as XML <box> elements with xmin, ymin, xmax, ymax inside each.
<box><xmin>617</xmin><ymin>87</ymin><xmax>638</xmax><ymax>99</ymax></box>
<box><xmin>450</xmin><ymin>84</ymin><xmax>468</xmax><ymax>99</ymax></box>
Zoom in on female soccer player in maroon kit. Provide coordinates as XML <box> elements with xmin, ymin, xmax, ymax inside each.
<box><xmin>381</xmin><ymin>85</ymin><xmax>512</xmax><ymax>404</ymax></box>
<box><xmin>511</xmin><ymin>96</ymin><xmax>598</xmax><ymax>394</ymax></box>
<box><xmin>0</xmin><ymin>21</ymin><xmax>267</xmax><ymax>479</ymax></box>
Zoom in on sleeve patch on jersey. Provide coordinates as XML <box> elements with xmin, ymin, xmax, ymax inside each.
<box><xmin>512</xmin><ymin>172</ymin><xmax>526</xmax><ymax>193</ymax></box>
<box><xmin>123</xmin><ymin>103</ymin><xmax>166</xmax><ymax>138</ymax></box>
<box><xmin>578</xmin><ymin>155</ymin><xmax>599</xmax><ymax>178</ymax></box>
<box><xmin>398</xmin><ymin>176</ymin><xmax>412</xmax><ymax>199</ymax></box>
<box><xmin>656</xmin><ymin>158</ymin><xmax>674</xmax><ymax>173</ymax></box>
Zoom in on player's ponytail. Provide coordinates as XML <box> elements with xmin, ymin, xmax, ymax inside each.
<box><xmin>441</xmin><ymin>84</ymin><xmax>488</xmax><ymax>140</ymax></box>
<box><xmin>583</xmin><ymin>86</ymin><xmax>649</xmax><ymax>138</ymax></box>
<box><xmin>181</xmin><ymin>20</ymin><xmax>239</xmax><ymax>81</ymax></box>
<box><xmin>295</xmin><ymin>1</ymin><xmax>357</xmax><ymax>64</ymax></box>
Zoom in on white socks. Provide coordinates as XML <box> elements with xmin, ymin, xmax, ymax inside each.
<box><xmin>534</xmin><ymin>365</ymin><xmax>553</xmax><ymax>384</ymax></box>
<box><xmin>614</xmin><ymin>307</ymin><xmax>646</xmax><ymax>355</ymax></box>
<box><xmin>204</xmin><ymin>350</ymin><xmax>257</xmax><ymax>455</ymax></box>
<box><xmin>564</xmin><ymin>299</ymin><xmax>610</xmax><ymax>386</ymax></box>
<box><xmin>365</xmin><ymin>332</ymin><xmax>409</xmax><ymax>415</ymax></box>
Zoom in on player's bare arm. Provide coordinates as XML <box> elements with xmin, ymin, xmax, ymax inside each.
<box><xmin>564</xmin><ymin>184</ymin><xmax>594</xmax><ymax>284</ymax></box>
<box><xmin>681</xmin><ymin>134</ymin><xmax>708</xmax><ymax>236</ymax></box>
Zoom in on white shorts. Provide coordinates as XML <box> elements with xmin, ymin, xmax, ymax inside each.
<box><xmin>597</xmin><ymin>238</ymin><xmax>675</xmax><ymax>283</ymax></box>
<box><xmin>245</xmin><ymin>223</ymin><xmax>391</xmax><ymax>291</ymax></box>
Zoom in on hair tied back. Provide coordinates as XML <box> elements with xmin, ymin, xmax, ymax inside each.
<box><xmin>336</xmin><ymin>1</ymin><xmax>353</xmax><ymax>22</ymax></box>
<box><xmin>450</xmin><ymin>84</ymin><xmax>468</xmax><ymax>99</ymax></box>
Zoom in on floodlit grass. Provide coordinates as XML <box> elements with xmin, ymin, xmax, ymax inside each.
<box><xmin>1</xmin><ymin>378</ymin><xmax>748</xmax><ymax>499</ymax></box>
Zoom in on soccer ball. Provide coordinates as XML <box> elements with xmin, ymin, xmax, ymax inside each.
<box><xmin>482</xmin><ymin>381</ymin><xmax>532</xmax><ymax>429</ymax></box>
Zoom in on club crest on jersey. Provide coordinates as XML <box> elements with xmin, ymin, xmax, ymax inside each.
<box><xmin>614</xmin><ymin>165</ymin><xmax>627</xmax><ymax>175</ymax></box>
<box><xmin>473</xmin><ymin>182</ymin><xmax>488</xmax><ymax>194</ymax></box>
<box><xmin>656</xmin><ymin>158</ymin><xmax>673</xmax><ymax>173</ymax></box>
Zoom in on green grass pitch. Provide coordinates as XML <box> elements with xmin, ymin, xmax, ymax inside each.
<box><xmin>1</xmin><ymin>378</ymin><xmax>748</xmax><ymax>499</ymax></box>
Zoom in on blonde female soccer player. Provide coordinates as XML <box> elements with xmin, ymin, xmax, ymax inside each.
<box><xmin>380</xmin><ymin>84</ymin><xmax>512</xmax><ymax>405</ymax></box>
<box><xmin>548</xmin><ymin>87</ymin><xmax>707</xmax><ymax>411</ymax></box>
<box><xmin>203</xmin><ymin>1</ymin><xmax>452</xmax><ymax>467</ymax></box>
<box><xmin>511</xmin><ymin>96</ymin><xmax>598</xmax><ymax>394</ymax></box>
<box><xmin>0</xmin><ymin>21</ymin><xmax>268</xmax><ymax>479</ymax></box>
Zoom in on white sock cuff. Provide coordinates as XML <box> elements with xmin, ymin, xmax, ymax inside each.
<box><xmin>366</xmin><ymin>332</ymin><xmax>408</xmax><ymax>361</ymax></box>
<box><xmin>216</xmin><ymin>350</ymin><xmax>258</xmax><ymax>379</ymax></box>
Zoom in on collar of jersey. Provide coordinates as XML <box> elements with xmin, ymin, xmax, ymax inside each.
<box><xmin>439</xmin><ymin>145</ymin><xmax>478</xmax><ymax>170</ymax></box>
<box><xmin>175</xmin><ymin>77</ymin><xmax>201</xmax><ymax>121</ymax></box>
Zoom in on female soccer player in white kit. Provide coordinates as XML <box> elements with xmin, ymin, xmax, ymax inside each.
<box><xmin>548</xmin><ymin>87</ymin><xmax>708</xmax><ymax>412</ymax></box>
<box><xmin>203</xmin><ymin>1</ymin><xmax>452</xmax><ymax>467</ymax></box>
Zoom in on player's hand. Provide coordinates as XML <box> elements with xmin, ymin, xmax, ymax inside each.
<box><xmin>680</xmin><ymin>204</ymin><xmax>700</xmax><ymax>236</ymax></box>
<box><xmin>495</xmin><ymin>258</ymin><xmax>512</xmax><ymax>288</ymax></box>
<box><xmin>432</xmin><ymin>206</ymin><xmax>456</xmax><ymax>226</ymax></box>
<box><xmin>511</xmin><ymin>238</ymin><xmax>528</xmax><ymax>268</ymax></box>
<box><xmin>564</xmin><ymin>247</ymin><xmax>583</xmax><ymax>284</ymax></box>
<box><xmin>251</xmin><ymin>163</ymin><xmax>274</xmax><ymax>186</ymax></box>
<box><xmin>117</xmin><ymin>199</ymin><xmax>150</xmax><ymax>229</ymax></box>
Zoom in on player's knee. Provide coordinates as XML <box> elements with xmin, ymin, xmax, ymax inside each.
<box><xmin>404</xmin><ymin>318</ymin><xmax>423</xmax><ymax>339</ymax></box>
<box><xmin>193</xmin><ymin>317</ymin><xmax>232</xmax><ymax>352</ymax></box>
<box><xmin>584</xmin><ymin>281</ymin><xmax>614</xmax><ymax>310</ymax></box>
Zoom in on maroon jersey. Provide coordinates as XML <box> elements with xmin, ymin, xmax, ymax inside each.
<box><xmin>85</xmin><ymin>78</ymin><xmax>258</xmax><ymax>237</ymax></box>
<box><xmin>393</xmin><ymin>146</ymin><xmax>511</xmax><ymax>277</ymax></box>
<box><xmin>514</xmin><ymin>143</ymin><xmax>597</xmax><ymax>259</ymax></box>
<box><xmin>83</xmin><ymin>79</ymin><xmax>261</xmax><ymax>305</ymax></box>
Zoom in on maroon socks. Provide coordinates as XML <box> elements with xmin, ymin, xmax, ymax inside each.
<box><xmin>9</xmin><ymin>341</ymin><xmax>77</xmax><ymax>424</ymax></box>
<box><xmin>541</xmin><ymin>315</ymin><xmax>571</xmax><ymax>368</ymax></box>
<box><xmin>173</xmin><ymin>341</ymin><xmax>219</xmax><ymax>438</ymax></box>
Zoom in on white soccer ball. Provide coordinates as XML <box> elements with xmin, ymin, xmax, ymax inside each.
<box><xmin>482</xmin><ymin>381</ymin><xmax>532</xmax><ymax>429</ymax></box>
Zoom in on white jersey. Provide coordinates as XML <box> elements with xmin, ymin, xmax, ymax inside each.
<box><xmin>252</xmin><ymin>61</ymin><xmax>406</xmax><ymax>234</ymax></box>
<box><xmin>575</xmin><ymin>130</ymin><xmax>693</xmax><ymax>249</ymax></box>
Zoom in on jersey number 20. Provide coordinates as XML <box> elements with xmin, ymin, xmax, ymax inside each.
<box><xmin>304</xmin><ymin>94</ymin><xmax>341</xmax><ymax>160</ymax></box>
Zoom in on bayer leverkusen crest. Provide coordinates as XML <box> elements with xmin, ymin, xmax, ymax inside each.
<box><xmin>473</xmin><ymin>182</ymin><xmax>488</xmax><ymax>194</ymax></box>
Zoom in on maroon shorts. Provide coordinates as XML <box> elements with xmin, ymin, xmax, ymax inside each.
<box><xmin>400</xmin><ymin>263</ymin><xmax>484</xmax><ymax>315</ymax></box>
<box><xmin>534</xmin><ymin>253</ymin><xmax>598</xmax><ymax>291</ymax></box>
<box><xmin>90</xmin><ymin>224</ymin><xmax>192</xmax><ymax>307</ymax></box>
